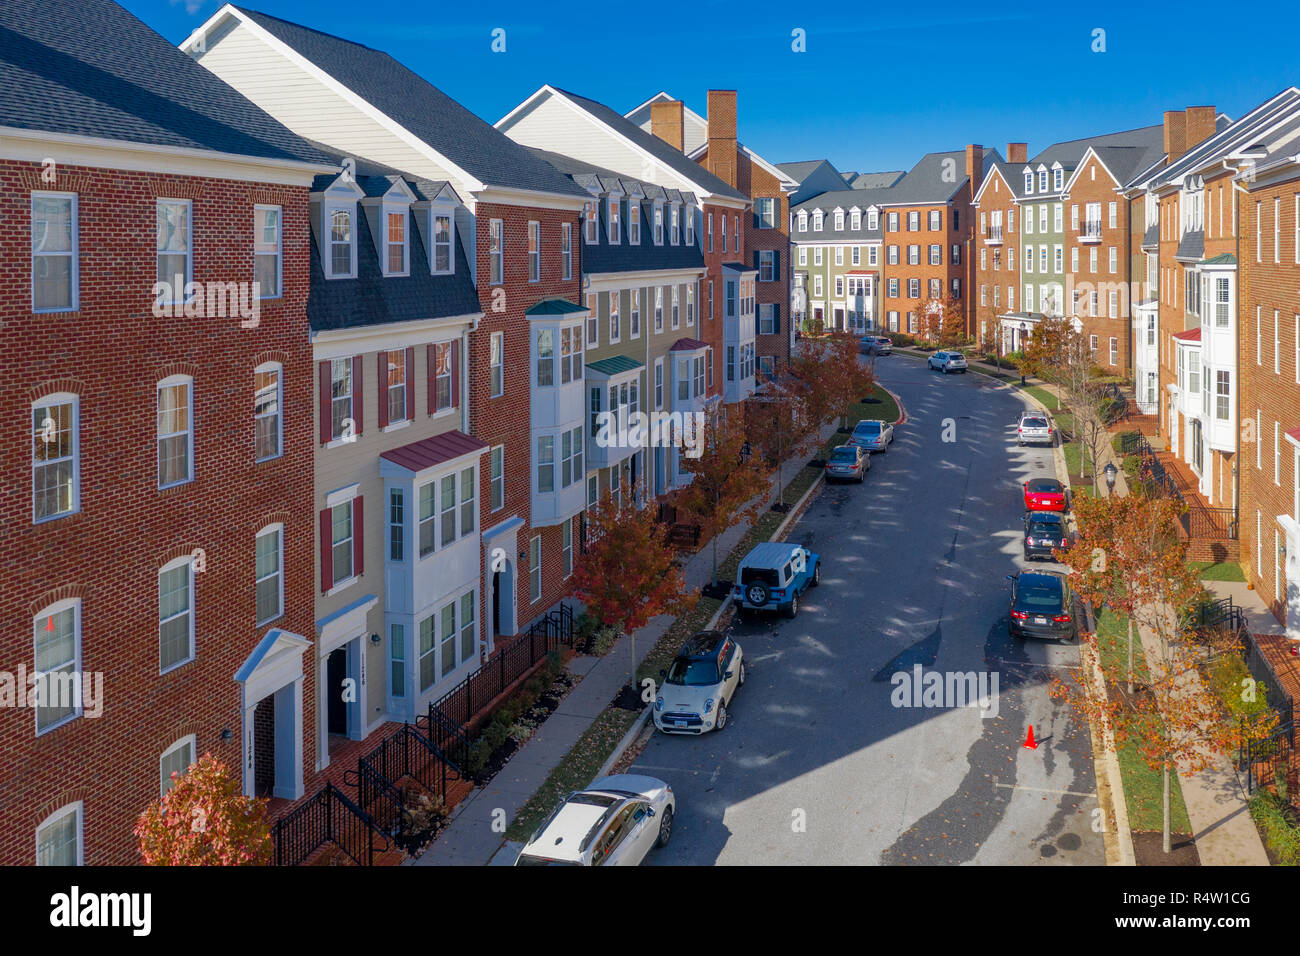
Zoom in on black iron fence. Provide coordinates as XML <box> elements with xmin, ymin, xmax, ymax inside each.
<box><xmin>1238</xmin><ymin>630</ymin><xmax>1296</xmax><ymax>804</ymax></box>
<box><xmin>272</xmin><ymin>782</ymin><xmax>388</xmax><ymax>867</ymax></box>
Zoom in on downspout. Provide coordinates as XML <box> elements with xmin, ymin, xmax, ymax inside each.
<box><xmin>1231</xmin><ymin>163</ymin><xmax>1244</xmax><ymax>539</ymax></box>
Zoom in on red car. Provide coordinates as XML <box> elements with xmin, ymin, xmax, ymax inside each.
<box><xmin>1023</xmin><ymin>477</ymin><xmax>1068</xmax><ymax>512</ymax></box>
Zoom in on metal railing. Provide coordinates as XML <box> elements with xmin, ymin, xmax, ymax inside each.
<box><xmin>272</xmin><ymin>782</ymin><xmax>388</xmax><ymax>867</ymax></box>
<box><xmin>1237</xmin><ymin>629</ymin><xmax>1296</xmax><ymax>803</ymax></box>
<box><xmin>1186</xmin><ymin>505</ymin><xmax>1239</xmax><ymax>540</ymax></box>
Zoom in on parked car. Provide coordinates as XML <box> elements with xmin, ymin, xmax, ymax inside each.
<box><xmin>1006</xmin><ymin>570</ymin><xmax>1077</xmax><ymax>641</ymax></box>
<box><xmin>1022</xmin><ymin>477</ymin><xmax>1069</xmax><ymax>512</ymax></box>
<box><xmin>848</xmin><ymin>418</ymin><xmax>894</xmax><ymax>453</ymax></box>
<box><xmin>859</xmin><ymin>335</ymin><xmax>893</xmax><ymax>356</ymax></box>
<box><xmin>515</xmin><ymin>775</ymin><xmax>675</xmax><ymax>866</ymax></box>
<box><xmin>1023</xmin><ymin>510</ymin><xmax>1070</xmax><ymax>561</ymax></box>
<box><xmin>928</xmin><ymin>350</ymin><xmax>968</xmax><ymax>373</ymax></box>
<box><xmin>825</xmin><ymin>443</ymin><xmax>870</xmax><ymax>482</ymax></box>
<box><xmin>1016</xmin><ymin>413</ymin><xmax>1055</xmax><ymax>447</ymax></box>
<box><xmin>733</xmin><ymin>541</ymin><xmax>821</xmax><ymax>619</ymax></box>
<box><xmin>653</xmin><ymin>631</ymin><xmax>744</xmax><ymax>735</ymax></box>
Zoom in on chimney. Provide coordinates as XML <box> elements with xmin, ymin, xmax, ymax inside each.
<box><xmin>1007</xmin><ymin>142</ymin><xmax>1027</xmax><ymax>164</ymax></box>
<box><xmin>1163</xmin><ymin>110</ymin><xmax>1187</xmax><ymax>165</ymax></box>
<box><xmin>965</xmin><ymin>143</ymin><xmax>983</xmax><ymax>197</ymax></box>
<box><xmin>1185</xmin><ymin>106</ymin><xmax>1216</xmax><ymax>153</ymax></box>
<box><xmin>650</xmin><ymin>100</ymin><xmax>684</xmax><ymax>153</ymax></box>
<box><xmin>705</xmin><ymin>90</ymin><xmax>739</xmax><ymax>189</ymax></box>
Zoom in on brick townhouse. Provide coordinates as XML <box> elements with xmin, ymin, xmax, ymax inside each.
<box><xmin>788</xmin><ymin>186</ymin><xmax>887</xmax><ymax>333</ymax></box>
<box><xmin>0</xmin><ymin>0</ymin><xmax>334</xmax><ymax>864</ymax></box>
<box><xmin>1235</xmin><ymin>89</ymin><xmax>1300</xmax><ymax>628</ymax></box>
<box><xmin>185</xmin><ymin>6</ymin><xmax>592</xmax><ymax>689</ymax></box>
<box><xmin>627</xmin><ymin>92</ymin><xmax>799</xmax><ymax>378</ymax></box>
<box><xmin>970</xmin><ymin>143</ymin><xmax>1026</xmax><ymax>349</ymax></box>
<box><xmin>495</xmin><ymin>85</ymin><xmax>754</xmax><ymax>411</ymax></box>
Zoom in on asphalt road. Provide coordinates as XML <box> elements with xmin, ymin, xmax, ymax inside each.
<box><xmin>632</xmin><ymin>353</ymin><xmax>1106</xmax><ymax>865</ymax></box>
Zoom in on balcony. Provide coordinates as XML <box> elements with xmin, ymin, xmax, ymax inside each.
<box><xmin>984</xmin><ymin>224</ymin><xmax>1003</xmax><ymax>246</ymax></box>
<box><xmin>585</xmin><ymin>357</ymin><xmax>644</xmax><ymax>472</ymax></box>
<box><xmin>1080</xmin><ymin>220</ymin><xmax>1103</xmax><ymax>244</ymax></box>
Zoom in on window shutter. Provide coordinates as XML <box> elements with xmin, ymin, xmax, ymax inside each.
<box><xmin>753</xmin><ymin>251</ymin><xmax>759</xmax><ymax>271</ymax></box>
<box><xmin>405</xmin><ymin>346</ymin><xmax>416</xmax><ymax>421</ymax></box>
<box><xmin>318</xmin><ymin>361</ymin><xmax>332</xmax><ymax>444</ymax></box>
<box><xmin>451</xmin><ymin>340</ymin><xmax>461</xmax><ymax>408</ymax></box>
<box><xmin>773</xmin><ymin>251</ymin><xmax>781</xmax><ymax>282</ymax></box>
<box><xmin>319</xmin><ymin>508</ymin><xmax>333</xmax><ymax>592</ymax></box>
<box><xmin>427</xmin><ymin>344</ymin><xmax>436</xmax><ymax>415</ymax></box>
<box><xmin>351</xmin><ymin>355</ymin><xmax>363</xmax><ymax>435</ymax></box>
<box><xmin>377</xmin><ymin>350</ymin><xmax>389</xmax><ymax>429</ymax></box>
<box><xmin>752</xmin><ymin>208</ymin><xmax>759</xmax><ymax>229</ymax></box>
<box><xmin>352</xmin><ymin>496</ymin><xmax>364</xmax><ymax>577</ymax></box>
<box><xmin>773</xmin><ymin>304</ymin><xmax>781</xmax><ymax>334</ymax></box>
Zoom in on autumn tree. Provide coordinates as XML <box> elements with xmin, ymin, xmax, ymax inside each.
<box><xmin>918</xmin><ymin>292</ymin><xmax>966</xmax><ymax>347</ymax></box>
<box><xmin>677</xmin><ymin>406</ymin><xmax>773</xmax><ymax>588</ymax></box>
<box><xmin>571</xmin><ymin>486</ymin><xmax>688</xmax><ymax>687</ymax></box>
<box><xmin>746</xmin><ymin>384</ymin><xmax>801</xmax><ymax>508</ymax></box>
<box><xmin>787</xmin><ymin>338</ymin><xmax>839</xmax><ymax>437</ymax></box>
<box><xmin>821</xmin><ymin>332</ymin><xmax>878</xmax><ymax>429</ymax></box>
<box><xmin>135</xmin><ymin>753</ymin><xmax>271</xmax><ymax>865</ymax></box>
<box><xmin>1014</xmin><ymin>313</ymin><xmax>1073</xmax><ymax>404</ymax></box>
<box><xmin>1053</xmin><ymin>493</ymin><xmax>1276</xmax><ymax>854</ymax></box>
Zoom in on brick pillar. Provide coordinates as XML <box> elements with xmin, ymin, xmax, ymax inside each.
<box><xmin>1185</xmin><ymin>106</ymin><xmax>1217</xmax><ymax>153</ymax></box>
<box><xmin>706</xmin><ymin>90</ymin><xmax>738</xmax><ymax>189</ymax></box>
<box><xmin>1006</xmin><ymin>142</ymin><xmax>1027</xmax><ymax>164</ymax></box>
<box><xmin>650</xmin><ymin>100</ymin><xmax>684</xmax><ymax>152</ymax></box>
<box><xmin>1164</xmin><ymin>110</ymin><xmax>1187</xmax><ymax>164</ymax></box>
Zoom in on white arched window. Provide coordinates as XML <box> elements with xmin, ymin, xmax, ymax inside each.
<box><xmin>159</xmin><ymin>554</ymin><xmax>196</xmax><ymax>673</ymax></box>
<box><xmin>254</xmin><ymin>361</ymin><xmax>282</xmax><ymax>462</ymax></box>
<box><xmin>255</xmin><ymin>522</ymin><xmax>285</xmax><ymax>626</ymax></box>
<box><xmin>36</xmin><ymin>801</ymin><xmax>83</xmax><ymax>866</ymax></box>
<box><xmin>33</xmin><ymin>598</ymin><xmax>81</xmax><ymax>734</ymax></box>
<box><xmin>157</xmin><ymin>374</ymin><xmax>193</xmax><ymax>488</ymax></box>
<box><xmin>32</xmin><ymin>392</ymin><xmax>79</xmax><ymax>522</ymax></box>
<box><xmin>160</xmin><ymin>735</ymin><xmax>197</xmax><ymax>795</ymax></box>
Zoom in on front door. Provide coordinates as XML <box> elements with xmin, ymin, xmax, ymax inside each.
<box><xmin>492</xmin><ymin>570</ymin><xmax>502</xmax><ymax>636</ymax></box>
<box><xmin>326</xmin><ymin>647</ymin><xmax>347</xmax><ymax>736</ymax></box>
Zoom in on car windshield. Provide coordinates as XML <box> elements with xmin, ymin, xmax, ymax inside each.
<box><xmin>854</xmin><ymin>422</ymin><xmax>882</xmax><ymax>435</ymax></box>
<box><xmin>830</xmin><ymin>447</ymin><xmax>858</xmax><ymax>461</ymax></box>
<box><xmin>1029</xmin><ymin>480</ymin><xmax>1062</xmax><ymax>493</ymax></box>
<box><xmin>666</xmin><ymin>657</ymin><xmax>719</xmax><ymax>686</ymax></box>
<box><xmin>1023</xmin><ymin>417</ymin><xmax>1049</xmax><ymax>428</ymax></box>
<box><xmin>740</xmin><ymin>567</ymin><xmax>779</xmax><ymax>586</ymax></box>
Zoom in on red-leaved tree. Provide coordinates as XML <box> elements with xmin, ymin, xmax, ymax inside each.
<box><xmin>135</xmin><ymin>753</ymin><xmax>271</xmax><ymax>865</ymax></box>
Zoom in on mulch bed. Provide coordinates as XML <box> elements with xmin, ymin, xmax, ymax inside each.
<box><xmin>471</xmin><ymin>671</ymin><xmax>578</xmax><ymax>786</ymax></box>
<box><xmin>609</xmin><ymin>684</ymin><xmax>643</xmax><ymax>712</ymax></box>
<box><xmin>1132</xmin><ymin>831</ymin><xmax>1200</xmax><ymax>866</ymax></box>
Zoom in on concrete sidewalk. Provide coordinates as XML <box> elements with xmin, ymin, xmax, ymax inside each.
<box><xmin>414</xmin><ymin>415</ymin><xmax>852</xmax><ymax>866</ymax></box>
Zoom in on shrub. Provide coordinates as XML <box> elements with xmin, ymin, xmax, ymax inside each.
<box><xmin>1249</xmin><ymin>789</ymin><xmax>1300</xmax><ymax>865</ymax></box>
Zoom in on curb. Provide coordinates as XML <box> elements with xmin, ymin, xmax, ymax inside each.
<box><xmin>1080</xmin><ymin>601</ymin><xmax>1137</xmax><ymax>867</ymax></box>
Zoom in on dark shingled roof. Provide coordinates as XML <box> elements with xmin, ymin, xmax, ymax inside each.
<box><xmin>526</xmin><ymin>298</ymin><xmax>586</xmax><ymax>316</ymax></box>
<box><xmin>381</xmin><ymin>430</ymin><xmax>488</xmax><ymax>474</ymax></box>
<box><xmin>234</xmin><ymin>8</ymin><xmax>588</xmax><ymax>198</ymax></box>
<box><xmin>850</xmin><ymin>171</ymin><xmax>905</xmax><ymax>189</ymax></box>
<box><xmin>670</xmin><ymin>337</ymin><xmax>709</xmax><ymax>351</ymax></box>
<box><xmin>0</xmin><ymin>0</ymin><xmax>331</xmax><ymax>165</ymax></box>
<box><xmin>777</xmin><ymin>159</ymin><xmax>840</xmax><ymax>182</ymax></box>
<box><xmin>791</xmin><ymin>187</ymin><xmax>888</xmax><ymax>241</ymax></box>
<box><xmin>884</xmin><ymin>147</ymin><xmax>1002</xmax><ymax>204</ymax></box>
<box><xmin>550</xmin><ymin>87</ymin><xmax>746</xmax><ymax>201</ymax></box>
<box><xmin>1175</xmin><ymin>230</ymin><xmax>1205</xmax><ymax>262</ymax></box>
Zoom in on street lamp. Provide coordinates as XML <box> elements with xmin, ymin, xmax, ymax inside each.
<box><xmin>1018</xmin><ymin>322</ymin><xmax>1028</xmax><ymax>385</ymax></box>
<box><xmin>1103</xmin><ymin>462</ymin><xmax>1118</xmax><ymax>496</ymax></box>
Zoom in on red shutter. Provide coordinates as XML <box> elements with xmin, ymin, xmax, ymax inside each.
<box><xmin>377</xmin><ymin>351</ymin><xmax>389</xmax><ymax>429</ymax></box>
<box><xmin>427</xmin><ymin>344</ymin><xmax>436</xmax><ymax>416</ymax></box>
<box><xmin>352</xmin><ymin>496</ymin><xmax>364</xmax><ymax>577</ymax></box>
<box><xmin>319</xmin><ymin>508</ymin><xmax>333</xmax><ymax>592</ymax></box>
<box><xmin>451</xmin><ymin>339</ymin><xmax>461</xmax><ymax>408</ymax></box>
<box><xmin>405</xmin><ymin>346</ymin><xmax>416</xmax><ymax>421</ymax></box>
<box><xmin>351</xmin><ymin>355</ymin><xmax>363</xmax><ymax>435</ymax></box>
<box><xmin>318</xmin><ymin>361</ymin><xmax>332</xmax><ymax>444</ymax></box>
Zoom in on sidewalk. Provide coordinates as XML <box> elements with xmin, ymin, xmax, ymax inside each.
<box><xmin>414</xmin><ymin>415</ymin><xmax>850</xmax><ymax>866</ymax></box>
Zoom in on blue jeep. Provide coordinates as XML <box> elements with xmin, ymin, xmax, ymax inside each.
<box><xmin>732</xmin><ymin>542</ymin><xmax>821</xmax><ymax>619</ymax></box>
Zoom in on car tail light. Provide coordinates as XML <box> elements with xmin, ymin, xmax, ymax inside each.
<box><xmin>1011</xmin><ymin>610</ymin><xmax>1028</xmax><ymax>620</ymax></box>
<box><xmin>1053</xmin><ymin>614</ymin><xmax>1072</xmax><ymax>623</ymax></box>
<box><xmin>773</xmin><ymin>589</ymin><xmax>785</xmax><ymax>599</ymax></box>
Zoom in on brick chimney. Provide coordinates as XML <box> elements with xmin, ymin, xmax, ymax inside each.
<box><xmin>705</xmin><ymin>90</ymin><xmax>739</xmax><ymax>189</ymax></box>
<box><xmin>965</xmin><ymin>143</ymin><xmax>983</xmax><ymax>197</ymax></box>
<box><xmin>1006</xmin><ymin>142</ymin><xmax>1027</xmax><ymax>164</ymax></box>
<box><xmin>1185</xmin><ymin>106</ymin><xmax>1217</xmax><ymax>153</ymax></box>
<box><xmin>650</xmin><ymin>100</ymin><xmax>684</xmax><ymax>152</ymax></box>
<box><xmin>1163</xmin><ymin>110</ymin><xmax>1187</xmax><ymax>165</ymax></box>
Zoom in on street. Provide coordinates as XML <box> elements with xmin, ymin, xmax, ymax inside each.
<box><xmin>633</xmin><ymin>354</ymin><xmax>1106</xmax><ymax>865</ymax></box>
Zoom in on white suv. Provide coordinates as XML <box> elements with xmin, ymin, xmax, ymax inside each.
<box><xmin>928</xmin><ymin>350</ymin><xmax>968</xmax><ymax>374</ymax></box>
<box><xmin>515</xmin><ymin>775</ymin><xmax>675</xmax><ymax>866</ymax></box>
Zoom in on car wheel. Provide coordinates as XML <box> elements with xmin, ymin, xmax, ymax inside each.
<box><xmin>786</xmin><ymin>594</ymin><xmax>799</xmax><ymax>618</ymax></box>
<box><xmin>811</xmin><ymin>562</ymin><xmax>820</xmax><ymax>586</ymax></box>
<box><xmin>716</xmin><ymin>700</ymin><xmax>728</xmax><ymax>731</ymax></box>
<box><xmin>655</xmin><ymin>806</ymin><xmax>674</xmax><ymax>848</ymax></box>
<box><xmin>738</xmin><ymin>661</ymin><xmax>746</xmax><ymax>686</ymax></box>
<box><xmin>857</xmin><ymin>470</ymin><xmax>865</xmax><ymax>483</ymax></box>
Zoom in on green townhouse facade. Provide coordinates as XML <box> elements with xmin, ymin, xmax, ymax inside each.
<box><xmin>788</xmin><ymin>188</ymin><xmax>888</xmax><ymax>333</ymax></box>
<box><xmin>528</xmin><ymin>148</ymin><xmax>712</xmax><ymax>505</ymax></box>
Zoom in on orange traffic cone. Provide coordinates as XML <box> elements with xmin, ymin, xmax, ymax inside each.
<box><xmin>46</xmin><ymin>616</ymin><xmax>54</xmax><ymax>632</ymax></box>
<box><xmin>1023</xmin><ymin>725</ymin><xmax>1038</xmax><ymax>750</ymax></box>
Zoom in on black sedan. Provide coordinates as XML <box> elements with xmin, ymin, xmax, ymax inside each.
<box><xmin>1007</xmin><ymin>571</ymin><xmax>1076</xmax><ymax>641</ymax></box>
<box><xmin>1023</xmin><ymin>511</ymin><xmax>1070</xmax><ymax>561</ymax></box>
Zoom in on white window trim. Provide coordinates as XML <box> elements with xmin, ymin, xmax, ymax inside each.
<box><xmin>32</xmin><ymin>392</ymin><xmax>80</xmax><ymax>523</ymax></box>
<box><xmin>253</xmin><ymin>361</ymin><xmax>283</xmax><ymax>463</ymax></box>
<box><xmin>255</xmin><ymin>522</ymin><xmax>285</xmax><ymax>627</ymax></box>
<box><xmin>430</xmin><ymin>202</ymin><xmax>456</xmax><ymax>276</ymax></box>
<box><xmin>157</xmin><ymin>374</ymin><xmax>195</xmax><ymax>489</ymax></box>
<box><xmin>253</xmin><ymin>204</ymin><xmax>283</xmax><ymax>299</ymax></box>
<box><xmin>324</xmin><ymin>201</ymin><xmax>358</xmax><ymax>280</ymax></box>
<box><xmin>159</xmin><ymin>554</ymin><xmax>197</xmax><ymax>674</ymax></box>
<box><xmin>155</xmin><ymin>198</ymin><xmax>193</xmax><ymax>304</ymax></box>
<box><xmin>490</xmin><ymin>444</ymin><xmax>505</xmax><ymax>512</ymax></box>
<box><xmin>31</xmin><ymin>191</ymin><xmax>79</xmax><ymax>313</ymax></box>
<box><xmin>382</xmin><ymin>203</ymin><xmax>411</xmax><ymax>278</ymax></box>
<box><xmin>33</xmin><ymin>598</ymin><xmax>82</xmax><ymax>735</ymax></box>
<box><xmin>35</xmin><ymin>801</ymin><xmax>83</xmax><ymax>866</ymax></box>
<box><xmin>160</xmin><ymin>734</ymin><xmax>197</xmax><ymax>796</ymax></box>
<box><xmin>527</xmin><ymin>220</ymin><xmax>541</xmax><ymax>282</ymax></box>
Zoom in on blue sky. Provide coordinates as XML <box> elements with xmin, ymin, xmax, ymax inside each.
<box><xmin>130</xmin><ymin>0</ymin><xmax>1296</xmax><ymax>174</ymax></box>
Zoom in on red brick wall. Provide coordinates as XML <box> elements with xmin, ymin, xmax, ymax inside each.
<box><xmin>1239</xmin><ymin>175</ymin><xmax>1300</xmax><ymax>618</ymax></box>
<box><xmin>1069</xmin><ymin>156</ymin><xmax>1131</xmax><ymax>374</ymax></box>
<box><xmin>700</xmin><ymin>201</ymin><xmax>738</xmax><ymax>399</ymax></box>
<box><xmin>468</xmin><ymin>201</ymin><xmax>583</xmax><ymax>626</ymax></box>
<box><xmin>737</xmin><ymin>156</ymin><xmax>791</xmax><ymax>370</ymax></box>
<box><xmin>0</xmin><ymin>159</ymin><xmax>315</xmax><ymax>864</ymax></box>
<box><xmin>880</xmin><ymin>198</ymin><xmax>970</xmax><ymax>334</ymax></box>
<box><xmin>973</xmin><ymin>167</ymin><xmax>1019</xmax><ymax>345</ymax></box>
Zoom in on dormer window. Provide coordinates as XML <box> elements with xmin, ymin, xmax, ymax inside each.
<box><xmin>629</xmin><ymin>202</ymin><xmax>641</xmax><ymax>244</ymax></box>
<box><xmin>431</xmin><ymin>206</ymin><xmax>454</xmax><ymax>275</ymax></box>
<box><xmin>670</xmin><ymin>204</ymin><xmax>680</xmax><ymax>245</ymax></box>
<box><xmin>1024</xmin><ymin>170</ymin><xmax>1033</xmax><ymax>195</ymax></box>
<box><xmin>834</xmin><ymin>210</ymin><xmax>844</xmax><ymax>230</ymax></box>
<box><xmin>685</xmin><ymin>206</ymin><xmax>694</xmax><ymax>245</ymax></box>
<box><xmin>584</xmin><ymin>201</ymin><xmax>598</xmax><ymax>243</ymax></box>
<box><xmin>1052</xmin><ymin>166</ymin><xmax>1064</xmax><ymax>190</ymax></box>
<box><xmin>384</xmin><ymin>207</ymin><xmax>408</xmax><ymax>276</ymax></box>
<box><xmin>867</xmin><ymin>209</ymin><xmax>878</xmax><ymax>230</ymax></box>
<box><xmin>813</xmin><ymin>210</ymin><xmax>824</xmax><ymax>232</ymax></box>
<box><xmin>850</xmin><ymin>209</ymin><xmax>861</xmax><ymax>230</ymax></box>
<box><xmin>607</xmin><ymin>196</ymin><xmax>621</xmax><ymax>245</ymax></box>
<box><xmin>1038</xmin><ymin>169</ymin><xmax>1048</xmax><ymax>192</ymax></box>
<box><xmin>797</xmin><ymin>210</ymin><xmax>807</xmax><ymax>232</ymax></box>
<box><xmin>654</xmin><ymin>203</ymin><xmax>664</xmax><ymax>245</ymax></box>
<box><xmin>326</xmin><ymin>204</ymin><xmax>356</xmax><ymax>279</ymax></box>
